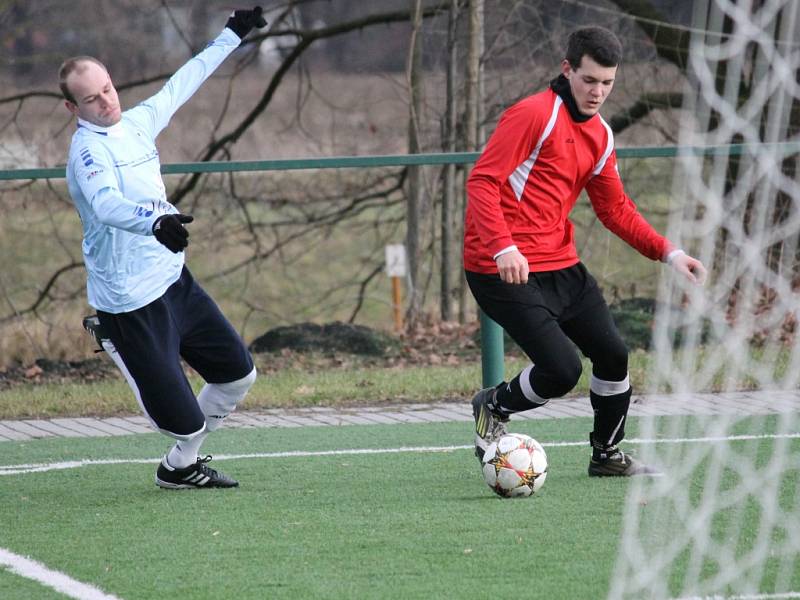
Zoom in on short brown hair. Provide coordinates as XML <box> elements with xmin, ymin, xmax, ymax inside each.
<box><xmin>58</xmin><ymin>56</ymin><xmax>107</xmax><ymax>104</ymax></box>
<box><xmin>565</xmin><ymin>26</ymin><xmax>622</xmax><ymax>69</ymax></box>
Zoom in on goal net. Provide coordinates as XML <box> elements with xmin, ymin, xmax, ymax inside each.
<box><xmin>610</xmin><ymin>1</ymin><xmax>800</xmax><ymax>598</ymax></box>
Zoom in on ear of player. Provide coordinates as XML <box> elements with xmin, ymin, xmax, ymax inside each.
<box><xmin>226</xmin><ymin>6</ymin><xmax>268</xmax><ymax>39</ymax></box>
<box><xmin>152</xmin><ymin>213</ymin><xmax>194</xmax><ymax>253</ymax></box>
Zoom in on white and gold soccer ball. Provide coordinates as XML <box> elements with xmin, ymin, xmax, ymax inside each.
<box><xmin>481</xmin><ymin>433</ymin><xmax>548</xmax><ymax>498</ymax></box>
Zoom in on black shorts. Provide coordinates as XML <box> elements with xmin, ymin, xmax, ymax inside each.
<box><xmin>97</xmin><ymin>267</ymin><xmax>254</xmax><ymax>438</ymax></box>
<box><xmin>466</xmin><ymin>263</ymin><xmax>628</xmax><ymax>390</ymax></box>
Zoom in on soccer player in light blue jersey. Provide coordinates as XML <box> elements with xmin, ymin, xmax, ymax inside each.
<box><xmin>59</xmin><ymin>7</ymin><xmax>267</xmax><ymax>489</ymax></box>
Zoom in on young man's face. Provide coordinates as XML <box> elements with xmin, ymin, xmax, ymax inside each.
<box><xmin>561</xmin><ymin>55</ymin><xmax>617</xmax><ymax>116</ymax></box>
<box><xmin>64</xmin><ymin>61</ymin><xmax>122</xmax><ymax>127</ymax></box>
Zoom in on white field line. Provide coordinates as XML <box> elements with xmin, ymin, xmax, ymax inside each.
<box><xmin>0</xmin><ymin>432</ymin><xmax>798</xmax><ymax>476</ymax></box>
<box><xmin>673</xmin><ymin>593</ymin><xmax>800</xmax><ymax>600</ymax></box>
<box><xmin>0</xmin><ymin>547</ymin><xmax>121</xmax><ymax>600</ymax></box>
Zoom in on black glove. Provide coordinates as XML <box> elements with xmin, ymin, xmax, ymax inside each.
<box><xmin>152</xmin><ymin>213</ymin><xmax>194</xmax><ymax>253</ymax></box>
<box><xmin>226</xmin><ymin>6</ymin><xmax>268</xmax><ymax>39</ymax></box>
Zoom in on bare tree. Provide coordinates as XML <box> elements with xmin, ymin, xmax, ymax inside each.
<box><xmin>0</xmin><ymin>0</ymin><xmax>715</xmax><ymax>367</ymax></box>
<box><xmin>439</xmin><ymin>0</ymin><xmax>462</xmax><ymax>321</ymax></box>
<box><xmin>0</xmin><ymin>1</ymin><xmax>453</xmax><ymax>365</ymax></box>
<box><xmin>406</xmin><ymin>0</ymin><xmax>426</xmax><ymax>326</ymax></box>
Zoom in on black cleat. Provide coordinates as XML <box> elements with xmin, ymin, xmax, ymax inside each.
<box><xmin>155</xmin><ymin>455</ymin><xmax>239</xmax><ymax>489</ymax></box>
<box><xmin>471</xmin><ymin>387</ymin><xmax>509</xmax><ymax>462</ymax></box>
<box><xmin>588</xmin><ymin>447</ymin><xmax>662</xmax><ymax>477</ymax></box>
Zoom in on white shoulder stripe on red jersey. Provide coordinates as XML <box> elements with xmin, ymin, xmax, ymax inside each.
<box><xmin>592</xmin><ymin>116</ymin><xmax>615</xmax><ymax>176</ymax></box>
<box><xmin>507</xmin><ymin>95</ymin><xmax>563</xmax><ymax>202</ymax></box>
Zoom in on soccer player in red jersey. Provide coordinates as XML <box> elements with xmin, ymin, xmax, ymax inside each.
<box><xmin>465</xmin><ymin>26</ymin><xmax>706</xmax><ymax>476</ymax></box>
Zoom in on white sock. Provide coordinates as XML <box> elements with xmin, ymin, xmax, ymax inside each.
<box><xmin>166</xmin><ymin>432</ymin><xmax>208</xmax><ymax>469</ymax></box>
<box><xmin>165</xmin><ymin>369</ymin><xmax>256</xmax><ymax>470</ymax></box>
<box><xmin>197</xmin><ymin>368</ymin><xmax>256</xmax><ymax>432</ymax></box>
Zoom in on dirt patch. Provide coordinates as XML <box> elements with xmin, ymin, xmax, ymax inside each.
<box><xmin>250</xmin><ymin>321</ymin><xmax>399</xmax><ymax>356</ymax></box>
<box><xmin>0</xmin><ymin>356</ymin><xmax>122</xmax><ymax>391</ymax></box>
<box><xmin>0</xmin><ymin>320</ymin><xmax>483</xmax><ymax>390</ymax></box>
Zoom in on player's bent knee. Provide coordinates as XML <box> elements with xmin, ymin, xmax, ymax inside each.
<box><xmin>593</xmin><ymin>344</ymin><xmax>629</xmax><ymax>378</ymax></box>
<box><xmin>553</xmin><ymin>361</ymin><xmax>582</xmax><ymax>397</ymax></box>
<box><xmin>531</xmin><ymin>359</ymin><xmax>582</xmax><ymax>399</ymax></box>
<box><xmin>200</xmin><ymin>367</ymin><xmax>257</xmax><ymax>417</ymax></box>
<box><xmin>221</xmin><ymin>366</ymin><xmax>257</xmax><ymax>395</ymax></box>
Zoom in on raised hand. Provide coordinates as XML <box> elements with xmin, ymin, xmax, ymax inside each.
<box><xmin>226</xmin><ymin>6</ymin><xmax>268</xmax><ymax>39</ymax></box>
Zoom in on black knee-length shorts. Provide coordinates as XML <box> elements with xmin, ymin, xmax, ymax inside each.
<box><xmin>97</xmin><ymin>267</ymin><xmax>253</xmax><ymax>438</ymax></box>
<box><xmin>466</xmin><ymin>263</ymin><xmax>628</xmax><ymax>397</ymax></box>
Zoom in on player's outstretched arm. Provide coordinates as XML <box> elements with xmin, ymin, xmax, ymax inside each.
<box><xmin>667</xmin><ymin>250</ymin><xmax>708</xmax><ymax>285</ymax></box>
<box><xmin>131</xmin><ymin>6</ymin><xmax>268</xmax><ymax>138</ymax></box>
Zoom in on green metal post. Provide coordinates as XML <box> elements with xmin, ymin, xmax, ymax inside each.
<box><xmin>479</xmin><ymin>310</ymin><xmax>504</xmax><ymax>387</ymax></box>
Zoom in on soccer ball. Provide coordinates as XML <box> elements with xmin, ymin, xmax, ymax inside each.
<box><xmin>481</xmin><ymin>433</ymin><xmax>548</xmax><ymax>498</ymax></box>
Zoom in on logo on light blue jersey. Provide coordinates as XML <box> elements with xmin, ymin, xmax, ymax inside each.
<box><xmin>133</xmin><ymin>206</ymin><xmax>154</xmax><ymax>218</ymax></box>
<box><xmin>79</xmin><ymin>147</ymin><xmax>94</xmax><ymax>167</ymax></box>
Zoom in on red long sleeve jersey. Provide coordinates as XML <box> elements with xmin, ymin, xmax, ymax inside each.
<box><xmin>464</xmin><ymin>88</ymin><xmax>672</xmax><ymax>274</ymax></box>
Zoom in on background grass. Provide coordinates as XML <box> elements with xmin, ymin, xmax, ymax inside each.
<box><xmin>0</xmin><ymin>352</ymin><xmax>636</xmax><ymax>419</ymax></box>
<box><xmin>2</xmin><ymin>343</ymin><xmax>793</xmax><ymax>420</ymax></box>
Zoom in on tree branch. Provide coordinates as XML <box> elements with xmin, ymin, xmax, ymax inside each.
<box><xmin>347</xmin><ymin>262</ymin><xmax>385</xmax><ymax>324</ymax></box>
<box><xmin>0</xmin><ymin>261</ymin><xmax>83</xmax><ymax>323</ymax></box>
<box><xmin>168</xmin><ymin>1</ymin><xmax>449</xmax><ymax>206</ymax></box>
<box><xmin>606</xmin><ymin>0</ymin><xmax>691</xmax><ymax>71</ymax></box>
<box><xmin>608</xmin><ymin>91</ymin><xmax>684</xmax><ymax>134</ymax></box>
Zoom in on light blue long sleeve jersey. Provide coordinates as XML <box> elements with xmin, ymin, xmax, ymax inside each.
<box><xmin>66</xmin><ymin>28</ymin><xmax>241</xmax><ymax>314</ymax></box>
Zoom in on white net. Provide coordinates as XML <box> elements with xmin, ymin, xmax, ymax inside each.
<box><xmin>610</xmin><ymin>0</ymin><xmax>800</xmax><ymax>598</ymax></box>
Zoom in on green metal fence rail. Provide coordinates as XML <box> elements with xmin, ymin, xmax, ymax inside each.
<box><xmin>2</xmin><ymin>142</ymin><xmax>800</xmax><ymax>181</ymax></box>
<box><xmin>0</xmin><ymin>152</ymin><xmax>482</xmax><ymax>181</ymax></box>
<box><xmin>2</xmin><ymin>141</ymin><xmax>799</xmax><ymax>386</ymax></box>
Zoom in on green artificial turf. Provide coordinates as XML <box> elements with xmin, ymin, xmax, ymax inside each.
<box><xmin>0</xmin><ymin>416</ymin><xmax>797</xmax><ymax>599</ymax></box>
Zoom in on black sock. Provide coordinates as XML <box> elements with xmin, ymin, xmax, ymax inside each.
<box><xmin>494</xmin><ymin>368</ymin><xmax>549</xmax><ymax>415</ymax></box>
<box><xmin>589</xmin><ymin>388</ymin><xmax>631</xmax><ymax>459</ymax></box>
